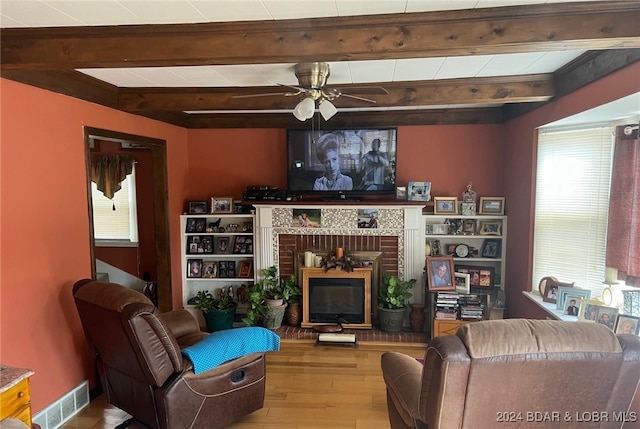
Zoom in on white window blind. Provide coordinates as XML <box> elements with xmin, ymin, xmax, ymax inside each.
<box><xmin>92</xmin><ymin>166</ymin><xmax>139</xmax><ymax>243</ymax></box>
<box><xmin>533</xmin><ymin>126</ymin><xmax>614</xmax><ymax>298</ymax></box>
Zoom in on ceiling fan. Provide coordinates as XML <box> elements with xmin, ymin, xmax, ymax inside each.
<box><xmin>233</xmin><ymin>62</ymin><xmax>389</xmax><ymax>121</ymax></box>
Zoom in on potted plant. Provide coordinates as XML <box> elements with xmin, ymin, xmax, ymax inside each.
<box><xmin>378</xmin><ymin>271</ymin><xmax>416</xmax><ymax>333</ymax></box>
<box><xmin>193</xmin><ymin>289</ymin><xmax>237</xmax><ymax>332</ymax></box>
<box><xmin>282</xmin><ymin>274</ymin><xmax>302</xmax><ymax>326</ymax></box>
<box><xmin>241</xmin><ymin>281</ymin><xmax>268</xmax><ymax>327</ymax></box>
<box><xmin>261</xmin><ymin>266</ymin><xmax>285</xmax><ymax>306</ymax></box>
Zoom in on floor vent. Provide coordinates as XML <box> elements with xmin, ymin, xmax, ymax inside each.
<box><xmin>32</xmin><ymin>381</ymin><xmax>89</xmax><ymax>429</ymax></box>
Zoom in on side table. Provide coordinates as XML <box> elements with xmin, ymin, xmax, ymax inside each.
<box><xmin>0</xmin><ymin>366</ymin><xmax>35</xmax><ymax>428</ymax></box>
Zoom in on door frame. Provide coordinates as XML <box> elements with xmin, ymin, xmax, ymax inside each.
<box><xmin>83</xmin><ymin>126</ymin><xmax>172</xmax><ymax>311</ymax></box>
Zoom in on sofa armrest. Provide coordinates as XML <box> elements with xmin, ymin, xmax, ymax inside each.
<box><xmin>381</xmin><ymin>352</ymin><xmax>424</xmax><ymax>421</ymax></box>
<box><xmin>159</xmin><ymin>309</ymin><xmax>201</xmax><ymax>340</ymax></box>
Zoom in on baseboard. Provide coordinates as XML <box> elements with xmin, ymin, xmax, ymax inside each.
<box><xmin>32</xmin><ymin>381</ymin><xmax>89</xmax><ymax>429</ymax></box>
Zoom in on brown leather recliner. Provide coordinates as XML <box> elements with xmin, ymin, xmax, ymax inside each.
<box><xmin>72</xmin><ymin>279</ymin><xmax>266</xmax><ymax>429</ymax></box>
<box><xmin>382</xmin><ymin>319</ymin><xmax>640</xmax><ymax>429</ymax></box>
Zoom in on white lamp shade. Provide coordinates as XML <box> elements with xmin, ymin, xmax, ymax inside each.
<box><xmin>293</xmin><ymin>97</ymin><xmax>315</xmax><ymax>121</ymax></box>
<box><xmin>319</xmin><ymin>99</ymin><xmax>337</xmax><ymax>120</ymax></box>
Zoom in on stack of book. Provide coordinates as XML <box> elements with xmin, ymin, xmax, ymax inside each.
<box><xmin>459</xmin><ymin>294</ymin><xmax>486</xmax><ymax>321</ymax></box>
<box><xmin>435</xmin><ymin>292</ymin><xmax>460</xmax><ymax>320</ymax></box>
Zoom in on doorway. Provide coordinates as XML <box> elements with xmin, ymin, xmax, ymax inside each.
<box><xmin>83</xmin><ymin>127</ymin><xmax>172</xmax><ymax>312</ymax></box>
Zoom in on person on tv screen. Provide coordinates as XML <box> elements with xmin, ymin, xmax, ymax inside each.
<box><xmin>360</xmin><ymin>138</ymin><xmax>389</xmax><ymax>190</ymax></box>
<box><xmin>313</xmin><ymin>133</ymin><xmax>353</xmax><ymax>191</ymax></box>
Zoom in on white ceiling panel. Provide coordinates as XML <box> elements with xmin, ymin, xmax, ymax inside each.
<box><xmin>119</xmin><ymin>0</ymin><xmax>206</xmax><ymax>24</ymax></box>
<box><xmin>519</xmin><ymin>50</ymin><xmax>587</xmax><ymax>74</ymax></box>
<box><xmin>47</xmin><ymin>1</ymin><xmax>140</xmax><ymax>26</ymax></box>
<box><xmin>435</xmin><ymin>55</ymin><xmax>494</xmax><ymax>79</ymax></box>
<box><xmin>405</xmin><ymin>0</ymin><xmax>480</xmax><ymax>12</ymax></box>
<box><xmin>80</xmin><ymin>69</ymin><xmax>159</xmax><ymax>86</ymax></box>
<box><xmin>165</xmin><ymin>66</ymin><xmax>233</xmax><ymax>86</ymax></box>
<box><xmin>0</xmin><ymin>0</ymin><xmax>84</xmax><ymax>27</ymax></box>
<box><xmin>189</xmin><ymin>0</ymin><xmax>272</xmax><ymax>22</ymax></box>
<box><xmin>260</xmin><ymin>0</ymin><xmax>338</xmax><ymax>19</ymax></box>
<box><xmin>335</xmin><ymin>0</ymin><xmax>408</xmax><ymax>16</ymax></box>
<box><xmin>346</xmin><ymin>60</ymin><xmax>397</xmax><ymax>83</ymax></box>
<box><xmin>394</xmin><ymin>58</ymin><xmax>447</xmax><ymax>81</ymax></box>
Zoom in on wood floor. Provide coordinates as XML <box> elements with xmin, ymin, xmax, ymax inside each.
<box><xmin>60</xmin><ymin>339</ymin><xmax>426</xmax><ymax>429</ymax></box>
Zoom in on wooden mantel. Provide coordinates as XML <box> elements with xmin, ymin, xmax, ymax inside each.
<box><xmin>301</xmin><ymin>267</ymin><xmax>372</xmax><ymax>329</ymax></box>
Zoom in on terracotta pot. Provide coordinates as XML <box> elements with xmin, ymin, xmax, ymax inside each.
<box><xmin>409</xmin><ymin>303</ymin><xmax>425</xmax><ymax>333</ymax></box>
<box><xmin>286</xmin><ymin>301</ymin><xmax>302</xmax><ymax>326</ymax></box>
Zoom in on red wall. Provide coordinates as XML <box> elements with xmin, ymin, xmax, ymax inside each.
<box><xmin>0</xmin><ymin>78</ymin><xmax>190</xmax><ymax>412</ymax></box>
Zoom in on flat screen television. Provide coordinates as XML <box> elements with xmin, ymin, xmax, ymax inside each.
<box><xmin>286</xmin><ymin>128</ymin><xmax>397</xmax><ymax>200</ymax></box>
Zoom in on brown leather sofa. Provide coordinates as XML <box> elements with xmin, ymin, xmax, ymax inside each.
<box><xmin>382</xmin><ymin>319</ymin><xmax>640</xmax><ymax>429</ymax></box>
<box><xmin>72</xmin><ymin>279</ymin><xmax>266</xmax><ymax>429</ymax></box>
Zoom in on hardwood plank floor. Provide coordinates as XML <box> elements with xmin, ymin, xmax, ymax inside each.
<box><xmin>60</xmin><ymin>339</ymin><xmax>426</xmax><ymax>429</ymax></box>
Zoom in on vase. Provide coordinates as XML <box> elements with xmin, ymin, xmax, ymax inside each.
<box><xmin>263</xmin><ymin>303</ymin><xmax>287</xmax><ymax>330</ymax></box>
<box><xmin>203</xmin><ymin>304</ymin><xmax>237</xmax><ymax>332</ymax></box>
<box><xmin>286</xmin><ymin>301</ymin><xmax>302</xmax><ymax>326</ymax></box>
<box><xmin>409</xmin><ymin>304</ymin><xmax>425</xmax><ymax>332</ymax></box>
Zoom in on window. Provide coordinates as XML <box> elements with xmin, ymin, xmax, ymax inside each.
<box><xmin>92</xmin><ymin>166</ymin><xmax>139</xmax><ymax>245</ymax></box>
<box><xmin>533</xmin><ymin>125</ymin><xmax>614</xmax><ymax>298</ymax></box>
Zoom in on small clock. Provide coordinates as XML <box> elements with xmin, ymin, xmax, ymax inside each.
<box><xmin>455</xmin><ymin>244</ymin><xmax>470</xmax><ymax>258</ymax></box>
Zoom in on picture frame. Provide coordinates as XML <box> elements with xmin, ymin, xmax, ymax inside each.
<box><xmin>187</xmin><ymin>259</ymin><xmax>203</xmax><ymax>278</ymax></box>
<box><xmin>614</xmin><ymin>314</ymin><xmax>640</xmax><ymax>335</ymax></box>
<box><xmin>292</xmin><ymin>208</ymin><xmax>322</xmax><ymax>228</ymax></box>
<box><xmin>433</xmin><ymin>197</ymin><xmax>459</xmax><ymax>215</ymax></box>
<box><xmin>211</xmin><ymin>197</ymin><xmax>233</xmax><ymax>214</ymax></box>
<box><xmin>463</xmin><ymin>219</ymin><xmax>476</xmax><ymax>235</ymax></box>
<box><xmin>238</xmin><ymin>260</ymin><xmax>254</xmax><ymax>279</ymax></box>
<box><xmin>407</xmin><ymin>181</ymin><xmax>431</xmax><ymax>202</ymax></box>
<box><xmin>481</xmin><ymin>238</ymin><xmax>501</xmax><ymax>258</ymax></box>
<box><xmin>454</xmin><ymin>272</ymin><xmax>471</xmax><ymax>294</ymax></box>
<box><xmin>194</xmin><ymin>219</ymin><xmax>207</xmax><ymax>233</ymax></box>
<box><xmin>555</xmin><ymin>285</ymin><xmax>576</xmax><ymax>310</ymax></box>
<box><xmin>214</xmin><ymin>236</ymin><xmax>231</xmax><ymax>254</ymax></box>
<box><xmin>426</xmin><ymin>256</ymin><xmax>456</xmax><ymax>291</ymax></box>
<box><xmin>185</xmin><ymin>218</ymin><xmax>198</xmax><ymax>233</ymax></box>
<box><xmin>202</xmin><ymin>261</ymin><xmax>218</xmax><ymax>278</ymax></box>
<box><xmin>232</xmin><ymin>235</ymin><xmax>253</xmax><ymax>254</ymax></box>
<box><xmin>395</xmin><ymin>186</ymin><xmax>407</xmax><ymax>200</ymax></box>
<box><xmin>479</xmin><ymin>220</ymin><xmax>502</xmax><ymax>236</ymax></box>
<box><xmin>579</xmin><ymin>300</ymin><xmax>618</xmax><ymax>330</ymax></box>
<box><xmin>559</xmin><ymin>289</ymin><xmax>591</xmax><ymax>316</ymax></box>
<box><xmin>542</xmin><ymin>282</ymin><xmax>560</xmax><ymax>304</ymax></box>
<box><xmin>455</xmin><ymin>265</ymin><xmax>495</xmax><ymax>288</ymax></box>
<box><xmin>187</xmin><ymin>201</ymin><xmax>208</xmax><ymax>214</ymax></box>
<box><xmin>479</xmin><ymin>197</ymin><xmax>505</xmax><ymax>215</ymax></box>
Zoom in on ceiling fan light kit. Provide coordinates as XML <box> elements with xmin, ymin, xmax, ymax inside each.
<box><xmin>293</xmin><ymin>97</ymin><xmax>315</xmax><ymax>121</ymax></box>
<box><xmin>319</xmin><ymin>99</ymin><xmax>338</xmax><ymax>121</ymax></box>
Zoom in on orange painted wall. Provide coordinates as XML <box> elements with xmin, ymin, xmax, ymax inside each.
<box><xmin>0</xmin><ymin>78</ymin><xmax>190</xmax><ymax>413</ymax></box>
<box><xmin>187</xmin><ymin>124</ymin><xmax>504</xmax><ymax>201</ymax></box>
<box><xmin>502</xmin><ymin>62</ymin><xmax>640</xmax><ymax>320</ymax></box>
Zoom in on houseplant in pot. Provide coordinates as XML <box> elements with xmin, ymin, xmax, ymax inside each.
<box><xmin>261</xmin><ymin>266</ymin><xmax>288</xmax><ymax>329</ymax></box>
<box><xmin>241</xmin><ymin>281</ymin><xmax>268</xmax><ymax>327</ymax></box>
<box><xmin>193</xmin><ymin>289</ymin><xmax>237</xmax><ymax>332</ymax></box>
<box><xmin>282</xmin><ymin>274</ymin><xmax>302</xmax><ymax>326</ymax></box>
<box><xmin>378</xmin><ymin>271</ymin><xmax>416</xmax><ymax>333</ymax></box>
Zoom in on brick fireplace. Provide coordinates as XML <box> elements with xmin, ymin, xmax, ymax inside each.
<box><xmin>253</xmin><ymin>203</ymin><xmax>426</xmax><ymax>309</ymax></box>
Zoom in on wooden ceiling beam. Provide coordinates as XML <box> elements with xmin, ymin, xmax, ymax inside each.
<box><xmin>118</xmin><ymin>74</ymin><xmax>553</xmax><ymax>111</ymax></box>
<box><xmin>2</xmin><ymin>2</ymin><xmax>639</xmax><ymax>70</ymax></box>
<box><xmin>185</xmin><ymin>108</ymin><xmax>503</xmax><ymax>129</ymax></box>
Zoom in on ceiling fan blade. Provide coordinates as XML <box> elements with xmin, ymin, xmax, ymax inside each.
<box><xmin>340</xmin><ymin>93</ymin><xmax>377</xmax><ymax>103</ymax></box>
<box><xmin>231</xmin><ymin>92</ymin><xmax>290</xmax><ymax>99</ymax></box>
<box><xmin>331</xmin><ymin>86</ymin><xmax>389</xmax><ymax>95</ymax></box>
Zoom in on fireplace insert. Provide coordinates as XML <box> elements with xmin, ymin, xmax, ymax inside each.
<box><xmin>309</xmin><ymin>278</ymin><xmax>365</xmax><ymax>324</ymax></box>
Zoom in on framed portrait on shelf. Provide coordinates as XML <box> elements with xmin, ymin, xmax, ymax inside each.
<box><xmin>559</xmin><ymin>289</ymin><xmax>591</xmax><ymax>316</ymax></box>
<box><xmin>455</xmin><ymin>265</ymin><xmax>495</xmax><ymax>288</ymax></box>
<box><xmin>614</xmin><ymin>314</ymin><xmax>640</xmax><ymax>335</ymax></box>
<box><xmin>579</xmin><ymin>300</ymin><xmax>618</xmax><ymax>330</ymax></box>
<box><xmin>211</xmin><ymin>197</ymin><xmax>233</xmax><ymax>214</ymax></box>
<box><xmin>433</xmin><ymin>197</ymin><xmax>458</xmax><ymax>215</ymax></box>
<box><xmin>202</xmin><ymin>261</ymin><xmax>218</xmax><ymax>278</ymax></box>
<box><xmin>187</xmin><ymin>259</ymin><xmax>203</xmax><ymax>278</ymax></box>
<box><xmin>479</xmin><ymin>197</ymin><xmax>505</xmax><ymax>215</ymax></box>
<box><xmin>479</xmin><ymin>220</ymin><xmax>502</xmax><ymax>235</ymax></box>
<box><xmin>194</xmin><ymin>219</ymin><xmax>207</xmax><ymax>233</ymax></box>
<box><xmin>238</xmin><ymin>260</ymin><xmax>254</xmax><ymax>279</ymax></box>
<box><xmin>426</xmin><ymin>256</ymin><xmax>456</xmax><ymax>291</ymax></box>
<box><xmin>187</xmin><ymin>201</ymin><xmax>208</xmax><ymax>215</ymax></box>
<box><xmin>395</xmin><ymin>186</ymin><xmax>407</xmax><ymax>200</ymax></box>
<box><xmin>232</xmin><ymin>236</ymin><xmax>253</xmax><ymax>254</ymax></box>
<box><xmin>214</xmin><ymin>236</ymin><xmax>231</xmax><ymax>254</ymax></box>
<box><xmin>463</xmin><ymin>219</ymin><xmax>476</xmax><ymax>235</ymax></box>
<box><xmin>407</xmin><ymin>182</ymin><xmax>431</xmax><ymax>201</ymax></box>
<box><xmin>185</xmin><ymin>218</ymin><xmax>198</xmax><ymax>233</ymax></box>
<box><xmin>454</xmin><ymin>272</ymin><xmax>471</xmax><ymax>294</ymax></box>
<box><xmin>481</xmin><ymin>239</ymin><xmax>501</xmax><ymax>258</ymax></box>
<box><xmin>542</xmin><ymin>282</ymin><xmax>560</xmax><ymax>304</ymax></box>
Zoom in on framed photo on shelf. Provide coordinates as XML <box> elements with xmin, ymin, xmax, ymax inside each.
<box><xmin>395</xmin><ymin>186</ymin><xmax>407</xmax><ymax>200</ymax></box>
<box><xmin>238</xmin><ymin>260</ymin><xmax>254</xmax><ymax>279</ymax></box>
<box><xmin>232</xmin><ymin>236</ymin><xmax>253</xmax><ymax>254</ymax></box>
<box><xmin>558</xmin><ymin>288</ymin><xmax>591</xmax><ymax>314</ymax></box>
<box><xmin>185</xmin><ymin>218</ymin><xmax>198</xmax><ymax>233</ymax></box>
<box><xmin>454</xmin><ymin>272</ymin><xmax>471</xmax><ymax>294</ymax></box>
<box><xmin>481</xmin><ymin>239</ymin><xmax>501</xmax><ymax>258</ymax></box>
<box><xmin>194</xmin><ymin>219</ymin><xmax>207</xmax><ymax>233</ymax></box>
<box><xmin>202</xmin><ymin>261</ymin><xmax>218</xmax><ymax>278</ymax></box>
<box><xmin>479</xmin><ymin>220</ymin><xmax>502</xmax><ymax>235</ymax></box>
<box><xmin>479</xmin><ymin>197</ymin><xmax>505</xmax><ymax>215</ymax></box>
<box><xmin>211</xmin><ymin>197</ymin><xmax>233</xmax><ymax>214</ymax></box>
<box><xmin>407</xmin><ymin>182</ymin><xmax>431</xmax><ymax>201</ymax></box>
<box><xmin>455</xmin><ymin>265</ymin><xmax>495</xmax><ymax>288</ymax></box>
<box><xmin>214</xmin><ymin>236</ymin><xmax>231</xmax><ymax>254</ymax></box>
<box><xmin>187</xmin><ymin>259</ymin><xmax>203</xmax><ymax>278</ymax></box>
<box><xmin>426</xmin><ymin>256</ymin><xmax>456</xmax><ymax>291</ymax></box>
<box><xmin>614</xmin><ymin>314</ymin><xmax>640</xmax><ymax>335</ymax></box>
<box><xmin>579</xmin><ymin>300</ymin><xmax>618</xmax><ymax>330</ymax></box>
<box><xmin>433</xmin><ymin>197</ymin><xmax>458</xmax><ymax>215</ymax></box>
<box><xmin>463</xmin><ymin>219</ymin><xmax>476</xmax><ymax>235</ymax></box>
<box><xmin>187</xmin><ymin>201</ymin><xmax>208</xmax><ymax>215</ymax></box>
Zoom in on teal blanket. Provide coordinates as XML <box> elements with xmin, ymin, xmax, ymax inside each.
<box><xmin>182</xmin><ymin>327</ymin><xmax>280</xmax><ymax>374</ymax></box>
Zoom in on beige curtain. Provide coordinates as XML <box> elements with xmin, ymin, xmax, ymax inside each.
<box><xmin>606</xmin><ymin>125</ymin><xmax>640</xmax><ymax>287</ymax></box>
<box><xmin>90</xmin><ymin>153</ymin><xmax>135</xmax><ymax>200</ymax></box>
